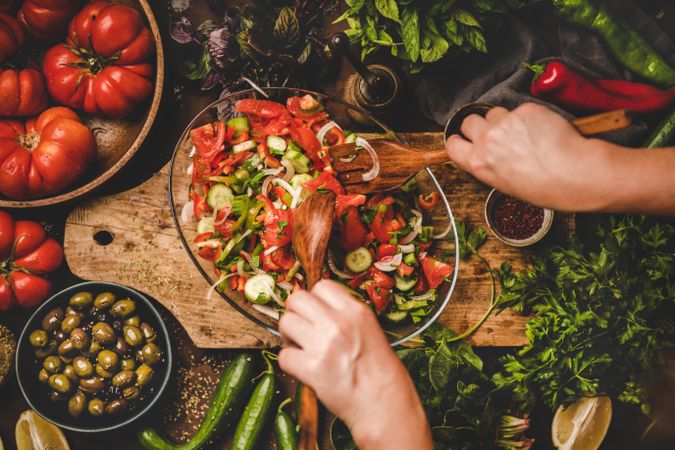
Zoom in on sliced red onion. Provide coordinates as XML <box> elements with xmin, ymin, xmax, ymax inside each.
<box><xmin>418</xmin><ymin>251</ymin><xmax>427</xmax><ymax>260</ymax></box>
<box><xmin>327</xmin><ymin>250</ymin><xmax>362</xmax><ymax>279</ymax></box>
<box><xmin>410</xmin><ymin>290</ymin><xmax>435</xmax><ymax>301</ymax></box>
<box><xmin>240</xmin><ymin>250</ymin><xmax>265</xmax><ymax>275</ymax></box>
<box><xmin>241</xmin><ymin>77</ymin><xmax>269</xmax><ymax>98</ymax></box>
<box><xmin>268</xmin><ymin>287</ymin><xmax>285</xmax><ymax>307</ymax></box>
<box><xmin>271</xmin><ymin>178</ymin><xmax>297</xmax><ymax>196</ymax></box>
<box><xmin>261</xmin><ymin>177</ymin><xmax>273</xmax><ymax>197</ymax></box>
<box><xmin>294</xmin><ymin>272</ymin><xmax>304</xmax><ymax>281</ymax></box>
<box><xmin>281</xmin><ymin>158</ymin><xmax>295</xmax><ymax>181</ymax></box>
<box><xmin>252</xmin><ymin>303</ymin><xmax>280</xmax><ymax>320</ymax></box>
<box><xmin>236</xmin><ymin>260</ymin><xmax>246</xmax><ymax>277</ymax></box>
<box><xmin>213</xmin><ymin>206</ymin><xmax>232</xmax><ymax>225</ymax></box>
<box><xmin>400</xmin><ymin>209</ymin><xmax>423</xmax><ymax>244</ymax></box>
<box><xmin>356</xmin><ymin>137</ymin><xmax>379</xmax><ymax>182</ymax></box>
<box><xmin>263</xmin><ymin>167</ymin><xmax>284</xmax><ymax>177</ymax></box>
<box><xmin>181</xmin><ymin>201</ymin><xmax>195</xmax><ymax>223</ymax></box>
<box><xmin>398</xmin><ymin>243</ymin><xmax>415</xmax><ymax>253</ymax></box>
<box><xmin>195</xmin><ymin>239</ymin><xmax>221</xmax><ymax>248</ymax></box>
<box><xmin>247</xmin><ymin>187</ymin><xmax>254</xmax><ymax>197</ymax></box>
<box><xmin>263</xmin><ymin>245</ymin><xmax>279</xmax><ymax>256</ymax></box>
<box><xmin>433</xmin><ymin>222</ymin><xmax>453</xmax><ymax>240</ymax></box>
<box><xmin>206</xmin><ymin>272</ymin><xmax>238</xmax><ymax>301</ymax></box>
<box><xmin>316</xmin><ymin>121</ymin><xmax>341</xmax><ymax>145</ymax></box>
<box><xmin>277</xmin><ymin>280</ymin><xmax>294</xmax><ymax>291</ymax></box>
<box><xmin>338</xmin><ymin>154</ymin><xmax>357</xmax><ymax>163</ymax></box>
<box><xmin>374</xmin><ymin>253</ymin><xmax>403</xmax><ymax>272</ymax></box>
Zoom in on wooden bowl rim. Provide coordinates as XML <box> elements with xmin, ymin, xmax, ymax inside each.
<box><xmin>0</xmin><ymin>0</ymin><xmax>164</xmax><ymax>208</ymax></box>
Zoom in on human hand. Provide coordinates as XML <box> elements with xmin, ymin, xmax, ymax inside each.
<box><xmin>279</xmin><ymin>280</ymin><xmax>432</xmax><ymax>450</ymax></box>
<box><xmin>445</xmin><ymin>103</ymin><xmax>618</xmax><ymax>212</ymax></box>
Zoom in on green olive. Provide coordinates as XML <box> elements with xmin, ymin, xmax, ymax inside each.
<box><xmin>43</xmin><ymin>356</ymin><xmax>62</xmax><ymax>373</ymax></box>
<box><xmin>70</xmin><ymin>328</ymin><xmax>89</xmax><ymax>350</ymax></box>
<box><xmin>105</xmin><ymin>398</ymin><xmax>128</xmax><ymax>415</ymax></box>
<box><xmin>61</xmin><ymin>314</ymin><xmax>82</xmax><ymax>334</ymax></box>
<box><xmin>92</xmin><ymin>322</ymin><xmax>116</xmax><ymax>345</ymax></box>
<box><xmin>135</xmin><ymin>364</ymin><xmax>154</xmax><ymax>387</ymax></box>
<box><xmin>73</xmin><ymin>356</ymin><xmax>94</xmax><ymax>377</ymax></box>
<box><xmin>79</xmin><ymin>377</ymin><xmax>105</xmax><ymax>394</ymax></box>
<box><xmin>97</xmin><ymin>349</ymin><xmax>119</xmax><ymax>370</ymax></box>
<box><xmin>94</xmin><ymin>292</ymin><xmax>116</xmax><ymax>309</ymax></box>
<box><xmin>49</xmin><ymin>391</ymin><xmax>66</xmax><ymax>402</ymax></box>
<box><xmin>88</xmin><ymin>398</ymin><xmax>105</xmax><ymax>416</ymax></box>
<box><xmin>115</xmin><ymin>337</ymin><xmax>129</xmax><ymax>355</ymax></box>
<box><xmin>29</xmin><ymin>330</ymin><xmax>48</xmax><ymax>348</ymax></box>
<box><xmin>122</xmin><ymin>386</ymin><xmax>140</xmax><ymax>400</ymax></box>
<box><xmin>57</xmin><ymin>339</ymin><xmax>76</xmax><ymax>358</ymax></box>
<box><xmin>141</xmin><ymin>343</ymin><xmax>162</xmax><ymax>365</ymax></box>
<box><xmin>68</xmin><ymin>392</ymin><xmax>86</xmax><ymax>418</ymax></box>
<box><xmin>95</xmin><ymin>364</ymin><xmax>114</xmax><ymax>379</ymax></box>
<box><xmin>38</xmin><ymin>368</ymin><xmax>49</xmax><ymax>383</ymax></box>
<box><xmin>59</xmin><ymin>355</ymin><xmax>73</xmax><ymax>365</ymax></box>
<box><xmin>41</xmin><ymin>308</ymin><xmax>64</xmax><ymax>332</ymax></box>
<box><xmin>34</xmin><ymin>340</ymin><xmax>56</xmax><ymax>358</ymax></box>
<box><xmin>63</xmin><ymin>365</ymin><xmax>78</xmax><ymax>382</ymax></box>
<box><xmin>110</xmin><ymin>299</ymin><xmax>136</xmax><ymax>318</ymax></box>
<box><xmin>123</xmin><ymin>325</ymin><xmax>143</xmax><ymax>347</ymax></box>
<box><xmin>84</xmin><ymin>340</ymin><xmax>101</xmax><ymax>357</ymax></box>
<box><xmin>140</xmin><ymin>323</ymin><xmax>156</xmax><ymax>342</ymax></box>
<box><xmin>69</xmin><ymin>292</ymin><xmax>93</xmax><ymax>310</ymax></box>
<box><xmin>48</xmin><ymin>374</ymin><xmax>71</xmax><ymax>393</ymax></box>
<box><xmin>65</xmin><ymin>306</ymin><xmax>80</xmax><ymax>316</ymax></box>
<box><xmin>120</xmin><ymin>358</ymin><xmax>136</xmax><ymax>371</ymax></box>
<box><xmin>112</xmin><ymin>370</ymin><xmax>136</xmax><ymax>388</ymax></box>
<box><xmin>125</xmin><ymin>315</ymin><xmax>141</xmax><ymax>327</ymax></box>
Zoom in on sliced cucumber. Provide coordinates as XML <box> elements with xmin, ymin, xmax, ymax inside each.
<box><xmin>197</xmin><ymin>217</ymin><xmax>215</xmax><ymax>234</ymax></box>
<box><xmin>227</xmin><ymin>117</ymin><xmax>250</xmax><ymax>134</ymax></box>
<box><xmin>216</xmin><ymin>234</ymin><xmax>241</xmax><ymax>266</ymax></box>
<box><xmin>345</xmin><ymin>247</ymin><xmax>373</xmax><ymax>273</ymax></box>
<box><xmin>396</xmin><ymin>298</ymin><xmax>428</xmax><ymax>311</ymax></box>
<box><xmin>244</xmin><ymin>274</ymin><xmax>276</xmax><ymax>304</ymax></box>
<box><xmin>289</xmin><ymin>174</ymin><xmax>313</xmax><ymax>190</ymax></box>
<box><xmin>344</xmin><ymin>132</ymin><xmax>357</xmax><ymax>144</ymax></box>
<box><xmin>282</xmin><ymin>149</ymin><xmax>311</xmax><ymax>174</ymax></box>
<box><xmin>394</xmin><ymin>274</ymin><xmax>417</xmax><ymax>292</ymax></box>
<box><xmin>207</xmin><ymin>184</ymin><xmax>234</xmax><ymax>211</ymax></box>
<box><xmin>384</xmin><ymin>310</ymin><xmax>408</xmax><ymax>323</ymax></box>
<box><xmin>267</xmin><ymin>135</ymin><xmax>287</xmax><ymax>154</ymax></box>
<box><xmin>233</xmin><ymin>140</ymin><xmax>257</xmax><ymax>153</ymax></box>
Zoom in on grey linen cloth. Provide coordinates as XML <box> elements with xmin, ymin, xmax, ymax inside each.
<box><xmin>409</xmin><ymin>0</ymin><xmax>675</xmax><ymax>145</ymax></box>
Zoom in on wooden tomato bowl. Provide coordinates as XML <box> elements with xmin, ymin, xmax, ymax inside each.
<box><xmin>0</xmin><ymin>0</ymin><xmax>164</xmax><ymax>208</ymax></box>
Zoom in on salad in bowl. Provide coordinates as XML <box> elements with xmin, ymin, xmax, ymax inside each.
<box><xmin>170</xmin><ymin>88</ymin><xmax>458</xmax><ymax>345</ymax></box>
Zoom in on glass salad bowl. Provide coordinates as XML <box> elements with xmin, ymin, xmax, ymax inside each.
<box><xmin>169</xmin><ymin>87</ymin><xmax>459</xmax><ymax>346</ymax></box>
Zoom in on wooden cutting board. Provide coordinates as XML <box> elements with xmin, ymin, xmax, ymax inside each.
<box><xmin>64</xmin><ymin>132</ymin><xmax>573</xmax><ymax>349</ymax></box>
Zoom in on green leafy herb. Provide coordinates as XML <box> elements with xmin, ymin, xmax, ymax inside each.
<box><xmin>231</xmin><ymin>194</ymin><xmax>250</xmax><ymax>217</ymax></box>
<box><xmin>277</xmin><ymin>220</ymin><xmax>289</xmax><ymax>238</ymax></box>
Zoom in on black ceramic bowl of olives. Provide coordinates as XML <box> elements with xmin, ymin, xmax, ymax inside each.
<box><xmin>15</xmin><ymin>281</ymin><xmax>172</xmax><ymax>433</ymax></box>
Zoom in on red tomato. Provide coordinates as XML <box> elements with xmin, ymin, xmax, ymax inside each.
<box><xmin>371</xmin><ymin>197</ymin><xmax>402</xmax><ymax>244</ymax></box>
<box><xmin>0</xmin><ymin>107</ymin><xmax>97</xmax><ymax>199</ymax></box>
<box><xmin>396</xmin><ymin>262</ymin><xmax>415</xmax><ymax>278</ymax></box>
<box><xmin>257</xmin><ymin>142</ymin><xmax>280</xmax><ymax>168</ymax></box>
<box><xmin>17</xmin><ymin>0</ymin><xmax>79</xmax><ymax>42</ymax></box>
<box><xmin>0</xmin><ymin>67</ymin><xmax>49</xmax><ymax>117</ymax></box>
<box><xmin>262</xmin><ymin>207</ymin><xmax>293</xmax><ymax>247</ymax></box>
<box><xmin>0</xmin><ymin>212</ymin><xmax>63</xmax><ymax>311</ymax></box>
<box><xmin>286</xmin><ymin>95</ymin><xmax>324</xmax><ymax>120</ymax></box>
<box><xmin>420</xmin><ymin>256</ymin><xmax>453</xmax><ymax>289</ymax></box>
<box><xmin>369</xmin><ymin>266</ymin><xmax>395</xmax><ymax>290</ymax></box>
<box><xmin>377</xmin><ymin>244</ymin><xmax>397</xmax><ymax>259</ymax></box>
<box><xmin>0</xmin><ymin>2</ymin><xmax>14</xmax><ymax>13</ymax></box>
<box><xmin>365</xmin><ymin>283</ymin><xmax>391</xmax><ymax>314</ymax></box>
<box><xmin>335</xmin><ymin>194</ymin><xmax>366</xmax><ymax>218</ymax></box>
<box><xmin>336</xmin><ymin>208</ymin><xmax>368</xmax><ymax>252</ymax></box>
<box><xmin>262</xmin><ymin>246</ymin><xmax>294</xmax><ymax>272</ymax></box>
<box><xmin>0</xmin><ymin>13</ymin><xmax>23</xmax><ymax>62</ymax></box>
<box><xmin>418</xmin><ymin>192</ymin><xmax>440</xmax><ymax>210</ymax></box>
<box><xmin>42</xmin><ymin>1</ymin><xmax>155</xmax><ymax>119</ymax></box>
<box><xmin>303</xmin><ymin>171</ymin><xmax>345</xmax><ymax>195</ymax></box>
<box><xmin>235</xmin><ymin>99</ymin><xmax>288</xmax><ymax>119</ymax></box>
<box><xmin>289</xmin><ymin>126</ymin><xmax>322</xmax><ymax>162</ymax></box>
<box><xmin>190</xmin><ymin>121</ymin><xmax>226</xmax><ymax>161</ymax></box>
<box><xmin>191</xmin><ymin>194</ymin><xmax>209</xmax><ymax>220</ymax></box>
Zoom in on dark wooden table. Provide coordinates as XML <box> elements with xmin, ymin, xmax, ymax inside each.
<box><xmin>1</xmin><ymin>1</ymin><xmax>675</xmax><ymax>449</ymax></box>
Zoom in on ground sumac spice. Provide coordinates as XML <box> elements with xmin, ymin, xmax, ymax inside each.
<box><xmin>491</xmin><ymin>194</ymin><xmax>544</xmax><ymax>240</ymax></box>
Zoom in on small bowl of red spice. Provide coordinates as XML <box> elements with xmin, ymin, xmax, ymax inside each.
<box><xmin>484</xmin><ymin>189</ymin><xmax>554</xmax><ymax>247</ymax></box>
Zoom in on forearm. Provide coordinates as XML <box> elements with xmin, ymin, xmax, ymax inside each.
<box><xmin>588</xmin><ymin>140</ymin><xmax>675</xmax><ymax>216</ymax></box>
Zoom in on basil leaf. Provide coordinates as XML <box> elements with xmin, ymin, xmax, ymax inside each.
<box><xmin>420</xmin><ymin>32</ymin><xmax>449</xmax><ymax>63</ymax></box>
<box><xmin>182</xmin><ymin>44</ymin><xmax>212</xmax><ymax>80</ymax></box>
<box><xmin>401</xmin><ymin>7</ymin><xmax>420</xmax><ymax>62</ymax></box>
<box><xmin>465</xmin><ymin>27</ymin><xmax>488</xmax><ymax>53</ymax></box>
<box><xmin>375</xmin><ymin>0</ymin><xmax>400</xmax><ymax>23</ymax></box>
<box><xmin>453</xmin><ymin>9</ymin><xmax>481</xmax><ymax>28</ymax></box>
<box><xmin>273</xmin><ymin>7</ymin><xmax>299</xmax><ymax>48</ymax></box>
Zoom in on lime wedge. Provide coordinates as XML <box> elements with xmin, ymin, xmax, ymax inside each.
<box><xmin>552</xmin><ymin>395</ymin><xmax>612</xmax><ymax>450</ymax></box>
<box><xmin>15</xmin><ymin>410</ymin><xmax>70</xmax><ymax>450</ymax></box>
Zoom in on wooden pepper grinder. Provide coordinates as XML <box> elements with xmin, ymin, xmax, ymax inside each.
<box><xmin>330</xmin><ymin>32</ymin><xmax>401</xmax><ymax>125</ymax></box>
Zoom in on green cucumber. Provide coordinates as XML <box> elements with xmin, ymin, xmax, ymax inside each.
<box><xmin>233</xmin><ymin>140</ymin><xmax>257</xmax><ymax>153</ymax></box>
<box><xmin>227</xmin><ymin>117</ymin><xmax>250</xmax><ymax>136</ymax></box>
<box><xmin>394</xmin><ymin>274</ymin><xmax>417</xmax><ymax>292</ymax></box>
<box><xmin>274</xmin><ymin>399</ymin><xmax>298</xmax><ymax>450</ymax></box>
<box><xmin>137</xmin><ymin>353</ymin><xmax>254</xmax><ymax>450</ymax></box>
<box><xmin>289</xmin><ymin>174</ymin><xmax>313</xmax><ymax>190</ymax></box>
<box><xmin>267</xmin><ymin>135</ymin><xmax>287</xmax><ymax>154</ymax></box>
<box><xmin>244</xmin><ymin>274</ymin><xmax>276</xmax><ymax>304</ymax></box>
<box><xmin>403</xmin><ymin>253</ymin><xmax>417</xmax><ymax>266</ymax></box>
<box><xmin>384</xmin><ymin>310</ymin><xmax>408</xmax><ymax>322</ymax></box>
<box><xmin>644</xmin><ymin>107</ymin><xmax>675</xmax><ymax>148</ymax></box>
<box><xmin>216</xmin><ymin>233</ymin><xmax>243</xmax><ymax>266</ymax></box>
<box><xmin>344</xmin><ymin>132</ymin><xmax>357</xmax><ymax>144</ymax></box>
<box><xmin>282</xmin><ymin>149</ymin><xmax>311</xmax><ymax>174</ymax></box>
<box><xmin>197</xmin><ymin>217</ymin><xmax>215</xmax><ymax>235</ymax></box>
<box><xmin>345</xmin><ymin>247</ymin><xmax>373</xmax><ymax>273</ymax></box>
<box><xmin>395</xmin><ymin>294</ymin><xmax>428</xmax><ymax>311</ymax></box>
<box><xmin>232</xmin><ymin>372</ymin><xmax>278</xmax><ymax>450</ymax></box>
<box><xmin>206</xmin><ymin>184</ymin><xmax>234</xmax><ymax>211</ymax></box>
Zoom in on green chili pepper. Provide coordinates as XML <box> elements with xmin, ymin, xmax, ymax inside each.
<box><xmin>554</xmin><ymin>0</ymin><xmax>675</xmax><ymax>86</ymax></box>
<box><xmin>246</xmin><ymin>201</ymin><xmax>265</xmax><ymax>230</ymax></box>
<box><xmin>229</xmin><ymin>201</ymin><xmax>250</xmax><ymax>233</ymax></box>
<box><xmin>644</xmin><ymin>107</ymin><xmax>675</xmax><ymax>148</ymax></box>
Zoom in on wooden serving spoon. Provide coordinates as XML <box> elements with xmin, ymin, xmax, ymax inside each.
<box><xmin>329</xmin><ymin>109</ymin><xmax>632</xmax><ymax>194</ymax></box>
<box><xmin>291</xmin><ymin>190</ymin><xmax>337</xmax><ymax>450</ymax></box>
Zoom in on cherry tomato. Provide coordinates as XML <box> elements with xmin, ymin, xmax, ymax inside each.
<box><xmin>420</xmin><ymin>256</ymin><xmax>453</xmax><ymax>289</ymax></box>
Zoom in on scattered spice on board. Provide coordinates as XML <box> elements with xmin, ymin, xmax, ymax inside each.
<box><xmin>491</xmin><ymin>194</ymin><xmax>544</xmax><ymax>240</ymax></box>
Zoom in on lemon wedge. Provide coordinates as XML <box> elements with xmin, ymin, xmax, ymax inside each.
<box><xmin>552</xmin><ymin>395</ymin><xmax>612</xmax><ymax>450</ymax></box>
<box><xmin>15</xmin><ymin>410</ymin><xmax>70</xmax><ymax>450</ymax></box>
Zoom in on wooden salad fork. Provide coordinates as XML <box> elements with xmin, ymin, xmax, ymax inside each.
<box><xmin>291</xmin><ymin>190</ymin><xmax>337</xmax><ymax>450</ymax></box>
<box><xmin>328</xmin><ymin>109</ymin><xmax>632</xmax><ymax>195</ymax></box>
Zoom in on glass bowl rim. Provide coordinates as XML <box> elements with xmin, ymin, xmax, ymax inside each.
<box><xmin>168</xmin><ymin>87</ymin><xmax>460</xmax><ymax>347</ymax></box>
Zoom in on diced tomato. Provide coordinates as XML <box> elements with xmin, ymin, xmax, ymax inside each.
<box><xmin>421</xmin><ymin>256</ymin><xmax>453</xmax><ymax>289</ymax></box>
<box><xmin>190</xmin><ymin>121</ymin><xmax>226</xmax><ymax>161</ymax></box>
<box><xmin>289</xmin><ymin>126</ymin><xmax>323</xmax><ymax>162</ymax></box>
<box><xmin>336</xmin><ymin>208</ymin><xmax>368</xmax><ymax>252</ymax></box>
<box><xmin>217</xmin><ymin>219</ymin><xmax>237</xmax><ymax>237</ymax></box>
<box><xmin>194</xmin><ymin>233</ymin><xmax>212</xmax><ymax>243</ymax></box>
<box><xmin>235</xmin><ymin>99</ymin><xmax>288</xmax><ymax>119</ymax></box>
<box><xmin>287</xmin><ymin>96</ymin><xmax>324</xmax><ymax>120</ymax></box>
<box><xmin>303</xmin><ymin>171</ymin><xmax>345</xmax><ymax>195</ymax></box>
<box><xmin>377</xmin><ymin>244</ymin><xmax>398</xmax><ymax>259</ymax></box>
<box><xmin>397</xmin><ymin>262</ymin><xmax>415</xmax><ymax>278</ymax></box>
<box><xmin>257</xmin><ymin>142</ymin><xmax>281</xmax><ymax>168</ymax></box>
<box><xmin>414</xmin><ymin>276</ymin><xmax>427</xmax><ymax>293</ymax></box>
<box><xmin>335</xmin><ymin>194</ymin><xmax>366</xmax><ymax>218</ymax></box>
<box><xmin>262</xmin><ymin>207</ymin><xmax>293</xmax><ymax>247</ymax></box>
<box><xmin>212</xmin><ymin>151</ymin><xmax>251</xmax><ymax>172</ymax></box>
<box><xmin>347</xmin><ymin>274</ymin><xmax>366</xmax><ymax>289</ymax></box>
<box><xmin>271</xmin><ymin>186</ymin><xmax>291</xmax><ymax>206</ymax></box>
<box><xmin>231</xmin><ymin>129</ymin><xmax>250</xmax><ymax>144</ymax></box>
<box><xmin>192</xmin><ymin>194</ymin><xmax>210</xmax><ymax>220</ymax></box>
<box><xmin>418</xmin><ymin>192</ymin><xmax>440</xmax><ymax>210</ymax></box>
<box><xmin>365</xmin><ymin>283</ymin><xmax>391</xmax><ymax>314</ymax></box>
<box><xmin>262</xmin><ymin>246</ymin><xmax>295</xmax><ymax>271</ymax></box>
<box><xmin>371</xmin><ymin>197</ymin><xmax>402</xmax><ymax>244</ymax></box>
<box><xmin>229</xmin><ymin>275</ymin><xmax>247</xmax><ymax>293</ymax></box>
<box><xmin>369</xmin><ymin>266</ymin><xmax>395</xmax><ymax>290</ymax></box>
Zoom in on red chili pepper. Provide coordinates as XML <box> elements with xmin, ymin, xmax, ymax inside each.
<box><xmin>417</xmin><ymin>192</ymin><xmax>440</xmax><ymax>210</ymax></box>
<box><xmin>527</xmin><ymin>61</ymin><xmax>675</xmax><ymax>114</ymax></box>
